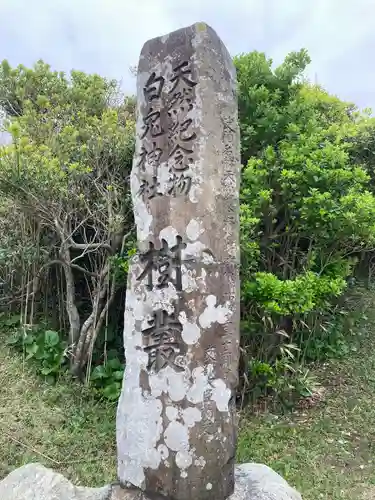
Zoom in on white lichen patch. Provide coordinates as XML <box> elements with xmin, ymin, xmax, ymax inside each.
<box><xmin>181</xmin><ymin>407</ymin><xmax>202</xmax><ymax>428</ymax></box>
<box><xmin>196</xmin><ymin>268</ymin><xmax>207</xmax><ymax>292</ymax></box>
<box><xmin>186</xmin><ymin>367</ymin><xmax>208</xmax><ymax>404</ymax></box>
<box><xmin>205</xmin><ymin>363</ymin><xmax>215</xmax><ymax>380</ymax></box>
<box><xmin>146</xmin><ymin>283</ymin><xmax>178</xmax><ymax>314</ymax></box>
<box><xmin>211</xmin><ymin>379</ymin><xmax>232</xmax><ymax>412</ymax></box>
<box><xmin>158</xmin><ymin>444</ymin><xmax>169</xmax><ymax>460</ymax></box>
<box><xmin>164</xmin><ymin>419</ymin><xmax>194</xmax><ymax>477</ymax></box>
<box><xmin>159</xmin><ymin>225</ymin><xmax>179</xmax><ymax>247</ymax></box>
<box><xmin>202</xmin><ymin>251</ymin><xmax>214</xmax><ymax>265</ymax></box>
<box><xmin>179</xmin><ymin>311</ymin><xmax>201</xmax><ymax>345</ymax></box>
<box><xmin>186</xmin><ymin>218</ymin><xmax>205</xmax><ymax>241</ymax></box>
<box><xmin>157</xmin><ymin>161</ymin><xmax>173</xmax><ymax>194</ymax></box>
<box><xmin>188</xmin><ymin>298</ymin><xmax>196</xmax><ymax>311</ymax></box>
<box><xmin>199</xmin><ymin>295</ymin><xmax>232</xmax><ymax>329</ymax></box>
<box><xmin>188</xmin><ymin>174</ymin><xmax>203</xmax><ymax>204</ymax></box>
<box><xmin>182</xmin><ymin>241</ymin><xmax>208</xmax><ymax>260</ymax></box>
<box><xmin>116</xmin><ymin>387</ymin><xmax>163</xmax><ymax>487</ymax></box>
<box><xmin>149</xmin><ymin>367</ymin><xmax>188</xmax><ymax>402</ymax></box>
<box><xmin>186</xmin><ymin>365</ymin><xmax>231</xmax><ymax>412</ymax></box>
<box><xmin>181</xmin><ymin>266</ymin><xmax>207</xmax><ymax>295</ymax></box>
<box><xmin>227</xmin><ymin>241</ymin><xmax>239</xmax><ymax>259</ymax></box>
<box><xmin>181</xmin><ymin>266</ymin><xmax>199</xmax><ymax>293</ymax></box>
<box><xmin>166</xmin><ymin>406</ymin><xmax>179</xmax><ymax>421</ymax></box>
<box><xmin>195</xmin><ymin>456</ymin><xmax>206</xmax><ymax>468</ymax></box>
<box><xmin>117</xmin><ymin>286</ymin><xmax>164</xmax><ymax>487</ymax></box>
<box><xmin>175</xmin><ymin>450</ymin><xmax>193</xmax><ymax>469</ymax></box>
<box><xmin>164</xmin><ymin>421</ymin><xmax>189</xmax><ymax>452</ymax></box>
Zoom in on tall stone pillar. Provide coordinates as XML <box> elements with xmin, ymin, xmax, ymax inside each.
<box><xmin>117</xmin><ymin>22</ymin><xmax>240</xmax><ymax>500</ymax></box>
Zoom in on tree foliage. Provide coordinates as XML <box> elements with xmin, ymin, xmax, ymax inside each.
<box><xmin>235</xmin><ymin>50</ymin><xmax>375</xmax><ymax>400</ymax></box>
<box><xmin>1</xmin><ymin>52</ymin><xmax>375</xmax><ymax>401</ymax></box>
<box><xmin>0</xmin><ymin>60</ymin><xmax>135</xmax><ymax>375</ymax></box>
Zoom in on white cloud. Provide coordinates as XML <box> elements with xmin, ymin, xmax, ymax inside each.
<box><xmin>1</xmin><ymin>0</ymin><xmax>375</xmax><ymax>108</ymax></box>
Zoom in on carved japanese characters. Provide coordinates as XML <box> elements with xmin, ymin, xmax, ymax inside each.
<box><xmin>136</xmin><ymin>60</ymin><xmax>197</xmax><ymax>201</ymax></box>
<box><xmin>117</xmin><ymin>22</ymin><xmax>240</xmax><ymax>500</ymax></box>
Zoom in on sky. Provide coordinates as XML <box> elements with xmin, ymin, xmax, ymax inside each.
<box><xmin>1</xmin><ymin>0</ymin><xmax>375</xmax><ymax>110</ymax></box>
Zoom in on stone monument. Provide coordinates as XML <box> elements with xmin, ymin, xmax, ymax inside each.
<box><xmin>116</xmin><ymin>22</ymin><xmax>240</xmax><ymax>500</ymax></box>
<box><xmin>0</xmin><ymin>21</ymin><xmax>303</xmax><ymax>500</ymax></box>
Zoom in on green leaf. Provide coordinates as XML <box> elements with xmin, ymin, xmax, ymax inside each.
<box><xmin>113</xmin><ymin>370</ymin><xmax>124</xmax><ymax>381</ymax></box>
<box><xmin>106</xmin><ymin>358</ymin><xmax>122</xmax><ymax>371</ymax></box>
<box><xmin>25</xmin><ymin>343</ymin><xmax>38</xmax><ymax>359</ymax></box>
<box><xmin>23</xmin><ymin>334</ymin><xmax>36</xmax><ymax>345</ymax></box>
<box><xmin>44</xmin><ymin>330</ymin><xmax>60</xmax><ymax>347</ymax></box>
<box><xmin>6</xmin><ymin>333</ymin><xmax>22</xmax><ymax>346</ymax></box>
<box><xmin>40</xmin><ymin>366</ymin><xmax>54</xmax><ymax>375</ymax></box>
<box><xmin>91</xmin><ymin>365</ymin><xmax>109</xmax><ymax>380</ymax></box>
<box><xmin>102</xmin><ymin>382</ymin><xmax>121</xmax><ymax>400</ymax></box>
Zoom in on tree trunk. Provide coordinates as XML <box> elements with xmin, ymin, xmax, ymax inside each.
<box><xmin>72</xmin><ymin>273</ymin><xmax>116</xmax><ymax>376</ymax></box>
<box><xmin>60</xmin><ymin>245</ymin><xmax>80</xmax><ymax>347</ymax></box>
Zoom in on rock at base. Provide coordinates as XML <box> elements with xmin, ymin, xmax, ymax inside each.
<box><xmin>0</xmin><ymin>463</ymin><xmax>111</xmax><ymax>500</ymax></box>
<box><xmin>233</xmin><ymin>463</ymin><xmax>302</xmax><ymax>500</ymax></box>
<box><xmin>113</xmin><ymin>463</ymin><xmax>302</xmax><ymax>500</ymax></box>
<box><xmin>0</xmin><ymin>462</ymin><xmax>302</xmax><ymax>500</ymax></box>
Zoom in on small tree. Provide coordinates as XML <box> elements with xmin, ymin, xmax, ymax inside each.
<box><xmin>0</xmin><ymin>60</ymin><xmax>135</xmax><ymax>375</ymax></box>
<box><xmin>235</xmin><ymin>51</ymin><xmax>375</xmax><ymax>369</ymax></box>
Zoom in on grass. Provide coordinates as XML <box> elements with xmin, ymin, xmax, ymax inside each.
<box><xmin>237</xmin><ymin>341</ymin><xmax>375</xmax><ymax>499</ymax></box>
<box><xmin>0</xmin><ymin>346</ymin><xmax>117</xmax><ymax>486</ymax></box>
<box><xmin>1</xmin><ymin>291</ymin><xmax>375</xmax><ymax>499</ymax></box>
<box><xmin>237</xmin><ymin>288</ymin><xmax>375</xmax><ymax>500</ymax></box>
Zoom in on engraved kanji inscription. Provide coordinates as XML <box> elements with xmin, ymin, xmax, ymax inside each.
<box><xmin>168</xmin><ymin>171</ymin><xmax>192</xmax><ymax>196</ymax></box>
<box><xmin>142</xmin><ymin>307</ymin><xmax>184</xmax><ymax>372</ymax></box>
<box><xmin>168</xmin><ymin>115</ymin><xmax>197</xmax><ymax>147</ymax></box>
<box><xmin>168</xmin><ymin>93</ymin><xmax>194</xmax><ymax>112</ymax></box>
<box><xmin>137</xmin><ymin>61</ymin><xmax>198</xmax><ymax>201</ymax></box>
<box><xmin>138</xmin><ymin>176</ymin><xmax>162</xmax><ymax>199</ymax></box>
<box><xmin>141</xmin><ymin>108</ymin><xmax>165</xmax><ymax>139</ymax></box>
<box><xmin>144</xmin><ymin>72</ymin><xmax>165</xmax><ymax>102</ymax></box>
<box><xmin>169</xmin><ymin>144</ymin><xmax>194</xmax><ymax>171</ymax></box>
<box><xmin>137</xmin><ymin>235</ymin><xmax>187</xmax><ymax>291</ymax></box>
<box><xmin>165</xmin><ymin>61</ymin><xmax>197</xmax><ymax>198</ymax></box>
<box><xmin>137</xmin><ymin>142</ymin><xmax>163</xmax><ymax>172</ymax></box>
<box><xmin>169</xmin><ymin>61</ymin><xmax>197</xmax><ymax>95</ymax></box>
<box><xmin>167</xmin><ymin>61</ymin><xmax>197</xmax><ymax>112</ymax></box>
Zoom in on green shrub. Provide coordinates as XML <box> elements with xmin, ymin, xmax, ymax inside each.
<box><xmin>236</xmin><ymin>51</ymin><xmax>375</xmax><ymax>405</ymax></box>
<box><xmin>3</xmin><ymin>315</ymin><xmax>125</xmax><ymax>400</ymax></box>
<box><xmin>7</xmin><ymin>326</ymin><xmax>67</xmax><ymax>381</ymax></box>
<box><xmin>1</xmin><ymin>50</ymin><xmax>375</xmax><ymax>408</ymax></box>
<box><xmin>90</xmin><ymin>357</ymin><xmax>125</xmax><ymax>401</ymax></box>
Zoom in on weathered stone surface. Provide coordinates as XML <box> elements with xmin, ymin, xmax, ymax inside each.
<box><xmin>116</xmin><ymin>21</ymin><xmax>240</xmax><ymax>500</ymax></box>
<box><xmin>0</xmin><ymin>463</ymin><xmax>111</xmax><ymax>500</ymax></box>
<box><xmin>0</xmin><ymin>463</ymin><xmax>302</xmax><ymax>500</ymax></box>
<box><xmin>112</xmin><ymin>464</ymin><xmax>302</xmax><ymax>500</ymax></box>
<box><xmin>232</xmin><ymin>464</ymin><xmax>302</xmax><ymax>500</ymax></box>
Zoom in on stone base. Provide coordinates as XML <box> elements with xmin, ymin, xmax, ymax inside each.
<box><xmin>111</xmin><ymin>463</ymin><xmax>302</xmax><ymax>500</ymax></box>
<box><xmin>0</xmin><ymin>463</ymin><xmax>302</xmax><ymax>500</ymax></box>
<box><xmin>0</xmin><ymin>463</ymin><xmax>111</xmax><ymax>500</ymax></box>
